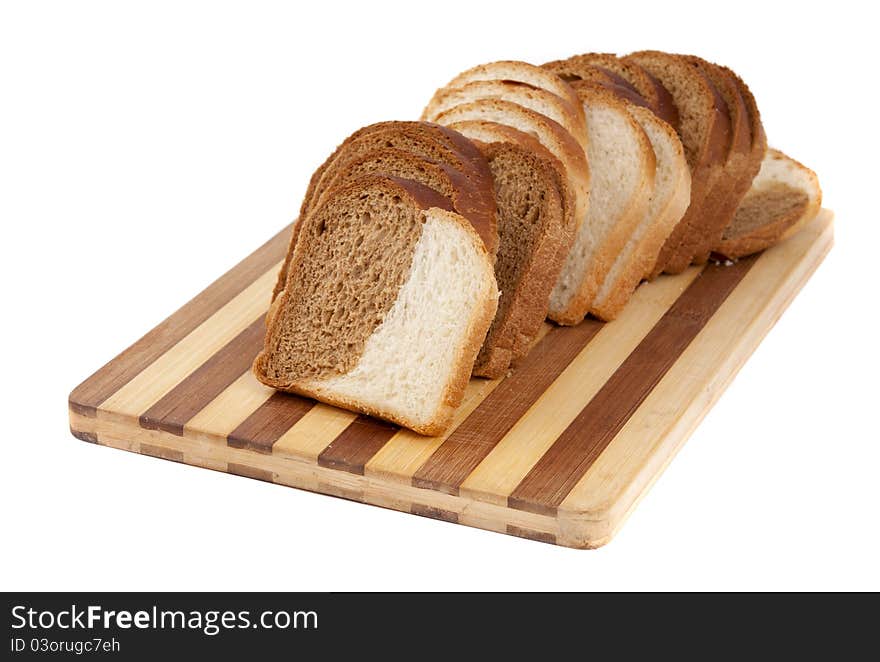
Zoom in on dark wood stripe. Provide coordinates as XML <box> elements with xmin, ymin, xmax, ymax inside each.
<box><xmin>139</xmin><ymin>315</ymin><xmax>267</xmax><ymax>436</ymax></box>
<box><xmin>509</xmin><ymin>258</ymin><xmax>758</xmax><ymax>516</ymax></box>
<box><xmin>412</xmin><ymin>320</ymin><xmax>604</xmax><ymax>495</ymax></box>
<box><xmin>228</xmin><ymin>463</ymin><xmax>275</xmax><ymax>483</ymax></box>
<box><xmin>140</xmin><ymin>443</ymin><xmax>185</xmax><ymax>463</ymax></box>
<box><xmin>411</xmin><ymin>504</ymin><xmax>459</xmax><ymax>523</ymax></box>
<box><xmin>506</xmin><ymin>525</ymin><xmax>557</xmax><ymax>545</ymax></box>
<box><xmin>68</xmin><ymin>223</ymin><xmax>292</xmax><ymax>417</ymax></box>
<box><xmin>228</xmin><ymin>391</ymin><xmax>315</xmax><ymax>454</ymax></box>
<box><xmin>317</xmin><ymin>416</ymin><xmax>399</xmax><ymax>475</ymax></box>
<box><xmin>70</xmin><ymin>427</ymin><xmax>98</xmax><ymax>444</ymax></box>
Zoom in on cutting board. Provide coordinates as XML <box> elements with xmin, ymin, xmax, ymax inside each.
<box><xmin>69</xmin><ymin>210</ymin><xmax>833</xmax><ymax>548</ymax></box>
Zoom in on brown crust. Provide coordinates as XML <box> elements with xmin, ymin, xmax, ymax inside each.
<box><xmin>625</xmin><ymin>51</ymin><xmax>730</xmax><ymax>277</ymax></box>
<box><xmin>678</xmin><ymin>57</ymin><xmax>752</xmax><ymax>266</ymax></box>
<box><xmin>660</xmin><ymin>55</ymin><xmax>733</xmax><ymax>273</ymax></box>
<box><xmin>469</xmin><ymin>141</ymin><xmax>567</xmax><ymax>378</ymax></box>
<box><xmin>428</xmin><ymin>60</ymin><xmax>586</xmax><ymax>134</ymax></box>
<box><xmin>272</xmin><ymin>121</ymin><xmax>498</xmax><ymax>301</ymax></box>
<box><xmin>254</xmin><ymin>178</ymin><xmax>497</xmax><ymax>436</ymax></box>
<box><xmin>314</xmin><ymin>147</ymin><xmax>496</xmax><ymax>253</ymax></box>
<box><xmin>433</xmin><ymin>99</ymin><xmax>591</xmax><ymax>230</ymax></box>
<box><xmin>543</xmin><ymin>58</ymin><xmax>652</xmax><ymax>110</ymax></box>
<box><xmin>421</xmin><ymin>79</ymin><xmax>589</xmax><ymax>155</ymax></box>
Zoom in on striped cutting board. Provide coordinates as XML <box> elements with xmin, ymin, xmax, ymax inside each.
<box><xmin>69</xmin><ymin>210</ymin><xmax>833</xmax><ymax>548</ymax></box>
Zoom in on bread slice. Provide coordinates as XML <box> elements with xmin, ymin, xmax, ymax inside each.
<box><xmin>445</xmin><ymin>127</ymin><xmax>569</xmax><ymax>377</ymax></box>
<box><xmin>590</xmin><ymin>101</ymin><xmax>692</xmax><ymax>320</ymax></box>
<box><xmin>421</xmin><ymin>79</ymin><xmax>588</xmax><ymax>154</ymax></box>
<box><xmin>682</xmin><ymin>56</ymin><xmax>754</xmax><ymax>266</ymax></box>
<box><xmin>548</xmin><ymin>84</ymin><xmax>655</xmax><ymax>325</ymax></box>
<box><xmin>255</xmin><ymin>175</ymin><xmax>499</xmax><ymax>436</ymax></box>
<box><xmin>427</xmin><ymin>60</ymin><xmax>586</xmax><ymax>132</ymax></box>
<box><xmin>273</xmin><ymin>121</ymin><xmax>497</xmax><ymax>300</ymax></box>
<box><xmin>714</xmin><ymin>149</ymin><xmax>821</xmax><ymax>259</ymax></box>
<box><xmin>625</xmin><ymin>51</ymin><xmax>732</xmax><ymax>276</ymax></box>
<box><xmin>432</xmin><ymin>99</ymin><xmax>591</xmax><ymax>231</ymax></box>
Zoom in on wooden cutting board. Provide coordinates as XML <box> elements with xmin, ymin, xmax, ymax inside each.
<box><xmin>69</xmin><ymin>210</ymin><xmax>833</xmax><ymax>548</ymax></box>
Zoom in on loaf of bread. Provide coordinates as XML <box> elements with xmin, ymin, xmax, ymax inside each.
<box><xmin>714</xmin><ymin>149</ymin><xmax>821</xmax><ymax>259</ymax></box>
<box><xmin>255</xmin><ymin>176</ymin><xmax>498</xmax><ymax>435</ymax></box>
<box><xmin>253</xmin><ymin>50</ymin><xmax>820</xmax><ymax>435</ymax></box>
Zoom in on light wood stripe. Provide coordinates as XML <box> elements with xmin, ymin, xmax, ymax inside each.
<box><xmin>228</xmin><ymin>391</ymin><xmax>314</xmax><ymax>454</ymax></box>
<box><xmin>98</xmin><ymin>263</ymin><xmax>281</xmax><ymax>420</ymax></box>
<box><xmin>509</xmin><ymin>256</ymin><xmax>758</xmax><ymax>516</ymax></box>
<box><xmin>559</xmin><ymin>213</ymin><xmax>834</xmax><ymax>531</ymax></box>
<box><xmin>139</xmin><ymin>315</ymin><xmax>266</xmax><ymax>435</ymax></box>
<box><xmin>411</xmin><ymin>320</ymin><xmax>603</xmax><ymax>495</ymax></box>
<box><xmin>271</xmin><ymin>404</ymin><xmax>358</xmax><ymax>463</ymax></box>
<box><xmin>69</xmin><ymin>224</ymin><xmax>291</xmax><ymax>417</ymax></box>
<box><xmin>458</xmin><ymin>266</ymin><xmax>702</xmax><ymax>506</ymax></box>
<box><xmin>364</xmin><ymin>376</ymin><xmax>502</xmax><ymax>484</ymax></box>
<box><xmin>184</xmin><ymin>370</ymin><xmax>274</xmax><ymax>441</ymax></box>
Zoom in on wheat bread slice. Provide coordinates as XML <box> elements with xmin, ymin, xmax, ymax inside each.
<box><xmin>682</xmin><ymin>56</ymin><xmax>753</xmax><ymax>265</ymax></box>
<box><xmin>428</xmin><ymin>60</ymin><xmax>586</xmax><ymax>131</ymax></box>
<box><xmin>273</xmin><ymin>121</ymin><xmax>497</xmax><ymax>300</ymax></box>
<box><xmin>255</xmin><ymin>175</ymin><xmax>499</xmax><ymax>436</ymax></box>
<box><xmin>590</xmin><ymin>102</ymin><xmax>692</xmax><ymax>320</ymax></box>
<box><xmin>625</xmin><ymin>50</ymin><xmax>732</xmax><ymax>276</ymax></box>
<box><xmin>432</xmin><ymin>99</ymin><xmax>590</xmax><ymax>232</ymax></box>
<box><xmin>714</xmin><ymin>149</ymin><xmax>821</xmax><ymax>259</ymax></box>
<box><xmin>445</xmin><ymin>133</ymin><xmax>568</xmax><ymax>377</ymax></box>
<box><xmin>548</xmin><ymin>84</ymin><xmax>655</xmax><ymax>325</ymax></box>
<box><xmin>422</xmin><ymin>79</ymin><xmax>588</xmax><ymax>154</ymax></box>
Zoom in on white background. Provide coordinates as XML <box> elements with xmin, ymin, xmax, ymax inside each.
<box><xmin>1</xmin><ymin>0</ymin><xmax>877</xmax><ymax>591</ymax></box>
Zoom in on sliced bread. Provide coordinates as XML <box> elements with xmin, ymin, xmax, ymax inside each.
<box><xmin>590</xmin><ymin>101</ymin><xmax>692</xmax><ymax>320</ymax></box>
<box><xmin>714</xmin><ymin>149</ymin><xmax>821</xmax><ymax>259</ymax></box>
<box><xmin>446</xmin><ymin>122</ymin><xmax>570</xmax><ymax>377</ymax></box>
<box><xmin>548</xmin><ymin>84</ymin><xmax>655</xmax><ymax>325</ymax></box>
<box><xmin>273</xmin><ymin>121</ymin><xmax>497</xmax><ymax>300</ymax></box>
<box><xmin>625</xmin><ymin>50</ymin><xmax>732</xmax><ymax>276</ymax></box>
<box><xmin>544</xmin><ymin>53</ymin><xmax>680</xmax><ymax>126</ymax></box>
<box><xmin>682</xmin><ymin>56</ymin><xmax>754</xmax><ymax>265</ymax></box>
<box><xmin>255</xmin><ymin>175</ymin><xmax>499</xmax><ymax>436</ymax></box>
<box><xmin>421</xmin><ymin>79</ymin><xmax>588</xmax><ymax>154</ymax></box>
<box><xmin>432</xmin><ymin>99</ymin><xmax>591</xmax><ymax>231</ymax></box>
<box><xmin>427</xmin><ymin>60</ymin><xmax>586</xmax><ymax>130</ymax></box>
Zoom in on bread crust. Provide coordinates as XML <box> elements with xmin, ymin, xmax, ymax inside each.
<box><xmin>422</xmin><ymin>79</ymin><xmax>589</xmax><ymax>155</ymax></box>
<box><xmin>428</xmin><ymin>60</ymin><xmax>586</xmax><ymax>134</ymax></box>
<box><xmin>433</xmin><ymin>99</ymin><xmax>591</xmax><ymax>231</ymax></box>
<box><xmin>273</xmin><ymin>121</ymin><xmax>498</xmax><ymax>301</ymax></box>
